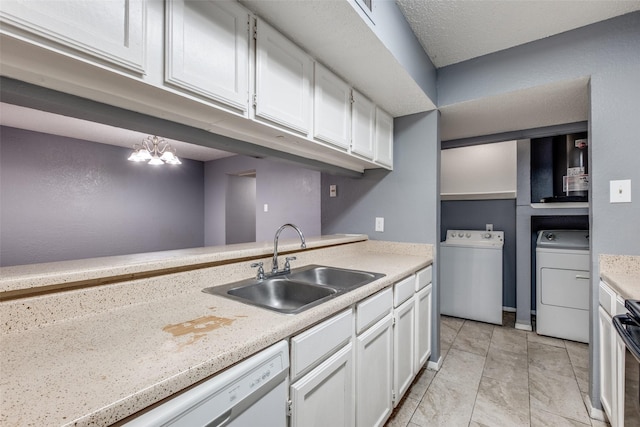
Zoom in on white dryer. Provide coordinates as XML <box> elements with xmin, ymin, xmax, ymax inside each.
<box><xmin>536</xmin><ymin>230</ymin><xmax>590</xmax><ymax>343</ymax></box>
<box><xmin>440</xmin><ymin>230</ymin><xmax>504</xmax><ymax>325</ymax></box>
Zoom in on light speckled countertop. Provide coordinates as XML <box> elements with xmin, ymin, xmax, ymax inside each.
<box><xmin>0</xmin><ymin>237</ymin><xmax>432</xmax><ymax>426</ymax></box>
<box><xmin>0</xmin><ymin>234</ymin><xmax>368</xmax><ymax>296</ymax></box>
<box><xmin>600</xmin><ymin>254</ymin><xmax>640</xmax><ymax>300</ymax></box>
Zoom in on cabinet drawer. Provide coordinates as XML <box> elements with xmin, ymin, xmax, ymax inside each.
<box><xmin>291</xmin><ymin>309</ymin><xmax>353</xmax><ymax>381</ymax></box>
<box><xmin>415</xmin><ymin>266</ymin><xmax>432</xmax><ymax>291</ymax></box>
<box><xmin>394</xmin><ymin>275</ymin><xmax>416</xmax><ymax>307</ymax></box>
<box><xmin>356</xmin><ymin>287</ymin><xmax>393</xmax><ymax>334</ymax></box>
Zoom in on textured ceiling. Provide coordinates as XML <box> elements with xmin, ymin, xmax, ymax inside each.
<box><xmin>396</xmin><ymin>0</ymin><xmax>640</xmax><ymax>68</ymax></box>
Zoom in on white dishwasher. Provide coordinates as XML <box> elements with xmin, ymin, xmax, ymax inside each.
<box><xmin>440</xmin><ymin>229</ymin><xmax>504</xmax><ymax>325</ymax></box>
<box><xmin>125</xmin><ymin>340</ymin><xmax>289</xmax><ymax>427</ymax></box>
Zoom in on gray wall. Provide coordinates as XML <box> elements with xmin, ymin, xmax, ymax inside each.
<box><xmin>437</xmin><ymin>12</ymin><xmax>640</xmax><ymax>409</ymax></box>
<box><xmin>441</xmin><ymin>199</ymin><xmax>516</xmax><ymax>309</ymax></box>
<box><xmin>205</xmin><ymin>156</ymin><xmax>321</xmax><ymax>246</ymax></box>
<box><xmin>368</xmin><ymin>0</ymin><xmax>437</xmax><ymax>102</ymax></box>
<box><xmin>321</xmin><ymin>110</ymin><xmax>441</xmax><ymax>359</ymax></box>
<box><xmin>0</xmin><ymin>126</ymin><xmax>204</xmax><ymax>266</ymax></box>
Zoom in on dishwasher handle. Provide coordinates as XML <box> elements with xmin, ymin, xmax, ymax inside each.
<box><xmin>205</xmin><ymin>368</ymin><xmax>288</xmax><ymax>427</ymax></box>
<box><xmin>205</xmin><ymin>409</ymin><xmax>231</xmax><ymax>427</ymax></box>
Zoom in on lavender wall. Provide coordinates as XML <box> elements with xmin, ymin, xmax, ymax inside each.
<box><xmin>204</xmin><ymin>156</ymin><xmax>321</xmax><ymax>246</ymax></box>
<box><xmin>0</xmin><ymin>126</ymin><xmax>204</xmax><ymax>266</ymax></box>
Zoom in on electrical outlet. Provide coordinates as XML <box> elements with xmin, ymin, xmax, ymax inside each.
<box><xmin>610</xmin><ymin>180</ymin><xmax>631</xmax><ymax>203</ymax></box>
<box><xmin>375</xmin><ymin>217</ymin><xmax>384</xmax><ymax>232</ymax></box>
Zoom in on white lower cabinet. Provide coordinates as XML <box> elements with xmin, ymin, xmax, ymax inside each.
<box><xmin>415</xmin><ymin>283</ymin><xmax>433</xmax><ymax>372</ymax></box>
<box><xmin>356</xmin><ymin>288</ymin><xmax>394</xmax><ymax>427</ymax></box>
<box><xmin>289</xmin><ymin>309</ymin><xmax>354</xmax><ymax>427</ymax></box>
<box><xmin>599</xmin><ymin>304</ymin><xmax>616</xmax><ymax>425</ymax></box>
<box><xmin>289</xmin><ymin>343</ymin><xmax>354</xmax><ymax>427</ymax></box>
<box><xmin>394</xmin><ymin>296</ymin><xmax>416</xmax><ymax>405</ymax></box>
<box><xmin>288</xmin><ymin>267</ymin><xmax>433</xmax><ymax>426</ymax></box>
<box><xmin>599</xmin><ymin>280</ymin><xmax>627</xmax><ymax>427</ymax></box>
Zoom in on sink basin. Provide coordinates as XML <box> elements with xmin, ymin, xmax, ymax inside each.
<box><xmin>288</xmin><ymin>265</ymin><xmax>385</xmax><ymax>290</ymax></box>
<box><xmin>203</xmin><ymin>265</ymin><xmax>384</xmax><ymax>314</ymax></box>
<box><xmin>227</xmin><ymin>278</ymin><xmax>336</xmax><ymax>314</ymax></box>
<box><xmin>204</xmin><ymin>277</ymin><xmax>337</xmax><ymax>314</ymax></box>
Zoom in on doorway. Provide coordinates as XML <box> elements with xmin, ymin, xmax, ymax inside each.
<box><xmin>225</xmin><ymin>171</ymin><xmax>256</xmax><ymax>244</ymax></box>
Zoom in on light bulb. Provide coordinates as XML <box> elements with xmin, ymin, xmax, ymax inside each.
<box><xmin>160</xmin><ymin>151</ymin><xmax>176</xmax><ymax>162</ymax></box>
<box><xmin>137</xmin><ymin>149</ymin><xmax>152</xmax><ymax>161</ymax></box>
<box><xmin>148</xmin><ymin>155</ymin><xmax>164</xmax><ymax>165</ymax></box>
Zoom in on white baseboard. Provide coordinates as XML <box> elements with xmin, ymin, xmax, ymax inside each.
<box><xmin>502</xmin><ymin>306</ymin><xmax>516</xmax><ymax>312</ymax></box>
<box><xmin>427</xmin><ymin>356</ymin><xmax>443</xmax><ymax>371</ymax></box>
<box><xmin>584</xmin><ymin>394</ymin><xmax>607</xmax><ymax>422</ymax></box>
<box><xmin>515</xmin><ymin>322</ymin><xmax>533</xmax><ymax>331</ymax></box>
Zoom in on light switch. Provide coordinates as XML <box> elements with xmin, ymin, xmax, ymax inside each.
<box><xmin>610</xmin><ymin>180</ymin><xmax>631</xmax><ymax>203</ymax></box>
<box><xmin>329</xmin><ymin>184</ymin><xmax>337</xmax><ymax>198</ymax></box>
<box><xmin>375</xmin><ymin>217</ymin><xmax>384</xmax><ymax>232</ymax></box>
<box><xmin>263</xmin><ymin>204</ymin><xmax>269</xmax><ymax>212</ymax></box>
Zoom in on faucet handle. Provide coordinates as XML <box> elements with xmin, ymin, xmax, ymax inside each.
<box><xmin>251</xmin><ymin>262</ymin><xmax>265</xmax><ymax>280</ymax></box>
<box><xmin>284</xmin><ymin>256</ymin><xmax>297</xmax><ymax>271</ymax></box>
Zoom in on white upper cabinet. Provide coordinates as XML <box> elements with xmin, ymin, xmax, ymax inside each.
<box><xmin>165</xmin><ymin>0</ymin><xmax>250</xmax><ymax>114</ymax></box>
<box><xmin>254</xmin><ymin>19</ymin><xmax>313</xmax><ymax>135</ymax></box>
<box><xmin>374</xmin><ymin>107</ymin><xmax>394</xmax><ymax>168</ymax></box>
<box><xmin>351</xmin><ymin>89</ymin><xmax>376</xmax><ymax>160</ymax></box>
<box><xmin>0</xmin><ymin>0</ymin><xmax>146</xmax><ymax>73</ymax></box>
<box><xmin>313</xmin><ymin>62</ymin><xmax>351</xmax><ymax>150</ymax></box>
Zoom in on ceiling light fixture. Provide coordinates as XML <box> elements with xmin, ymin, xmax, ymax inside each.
<box><xmin>127</xmin><ymin>135</ymin><xmax>182</xmax><ymax>165</ymax></box>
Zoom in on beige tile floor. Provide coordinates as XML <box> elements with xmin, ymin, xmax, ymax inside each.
<box><xmin>385</xmin><ymin>313</ymin><xmax>610</xmax><ymax>427</ymax></box>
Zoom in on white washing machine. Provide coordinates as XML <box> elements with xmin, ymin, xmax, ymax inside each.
<box><xmin>536</xmin><ymin>230</ymin><xmax>590</xmax><ymax>343</ymax></box>
<box><xmin>440</xmin><ymin>229</ymin><xmax>504</xmax><ymax>325</ymax></box>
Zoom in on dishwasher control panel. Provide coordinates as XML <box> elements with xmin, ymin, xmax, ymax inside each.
<box><xmin>124</xmin><ymin>340</ymin><xmax>289</xmax><ymax>426</ymax></box>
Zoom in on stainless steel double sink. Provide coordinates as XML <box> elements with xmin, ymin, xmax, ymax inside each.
<box><xmin>203</xmin><ymin>265</ymin><xmax>385</xmax><ymax>314</ymax></box>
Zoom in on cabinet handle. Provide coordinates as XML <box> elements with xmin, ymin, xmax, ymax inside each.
<box><xmin>576</xmin><ymin>275</ymin><xmax>590</xmax><ymax>280</ymax></box>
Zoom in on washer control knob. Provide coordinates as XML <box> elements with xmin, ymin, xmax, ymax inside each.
<box><xmin>450</xmin><ymin>233</ymin><xmax>456</xmax><ymax>238</ymax></box>
<box><xmin>484</xmin><ymin>232</ymin><xmax>492</xmax><ymax>239</ymax></box>
<box><xmin>458</xmin><ymin>232</ymin><xmax>463</xmax><ymax>238</ymax></box>
<box><xmin>465</xmin><ymin>233</ymin><xmax>471</xmax><ymax>238</ymax></box>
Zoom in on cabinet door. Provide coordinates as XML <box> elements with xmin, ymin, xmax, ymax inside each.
<box><xmin>374</xmin><ymin>107</ymin><xmax>394</xmax><ymax>168</ymax></box>
<box><xmin>351</xmin><ymin>89</ymin><xmax>375</xmax><ymax>159</ymax></box>
<box><xmin>356</xmin><ymin>314</ymin><xmax>393</xmax><ymax>427</ymax></box>
<box><xmin>0</xmin><ymin>0</ymin><xmax>145</xmax><ymax>73</ymax></box>
<box><xmin>415</xmin><ymin>284</ymin><xmax>432</xmax><ymax>372</ymax></box>
<box><xmin>165</xmin><ymin>0</ymin><xmax>249</xmax><ymax>113</ymax></box>
<box><xmin>314</xmin><ymin>62</ymin><xmax>351</xmax><ymax>149</ymax></box>
<box><xmin>599</xmin><ymin>305</ymin><xmax>616</xmax><ymax>426</ymax></box>
<box><xmin>290</xmin><ymin>343</ymin><xmax>354</xmax><ymax>427</ymax></box>
<box><xmin>255</xmin><ymin>19</ymin><xmax>312</xmax><ymax>135</ymax></box>
<box><xmin>393</xmin><ymin>296</ymin><xmax>415</xmax><ymax>406</ymax></box>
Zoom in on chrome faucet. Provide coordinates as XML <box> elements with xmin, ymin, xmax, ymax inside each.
<box><xmin>271</xmin><ymin>223</ymin><xmax>306</xmax><ymax>274</ymax></box>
